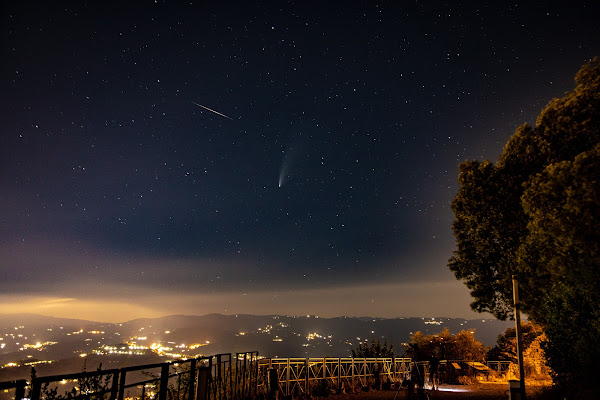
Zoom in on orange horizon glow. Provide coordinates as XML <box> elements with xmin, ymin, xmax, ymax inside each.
<box><xmin>0</xmin><ymin>281</ymin><xmax>491</xmax><ymax>323</ymax></box>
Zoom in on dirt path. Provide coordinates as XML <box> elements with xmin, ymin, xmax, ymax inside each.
<box><xmin>327</xmin><ymin>383</ymin><xmax>510</xmax><ymax>400</ymax></box>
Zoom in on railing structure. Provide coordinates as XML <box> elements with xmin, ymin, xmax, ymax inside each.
<box><xmin>208</xmin><ymin>353</ymin><xmax>231</xmax><ymax>400</ymax></box>
<box><xmin>413</xmin><ymin>360</ymin><xmax>515</xmax><ymax>384</ymax></box>
<box><xmin>486</xmin><ymin>360</ymin><xmax>512</xmax><ymax>374</ymax></box>
<box><xmin>257</xmin><ymin>357</ymin><xmax>412</xmax><ymax>397</ymax></box>
<box><xmin>0</xmin><ymin>352</ymin><xmax>259</xmax><ymax>400</ymax></box>
<box><xmin>1</xmin><ymin>355</ymin><xmax>512</xmax><ymax>400</ymax></box>
<box><xmin>234</xmin><ymin>352</ymin><xmax>259</xmax><ymax>400</ymax></box>
<box><xmin>0</xmin><ymin>381</ymin><xmax>27</xmax><ymax>400</ymax></box>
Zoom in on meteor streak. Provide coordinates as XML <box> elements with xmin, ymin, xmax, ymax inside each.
<box><xmin>191</xmin><ymin>101</ymin><xmax>233</xmax><ymax>120</ymax></box>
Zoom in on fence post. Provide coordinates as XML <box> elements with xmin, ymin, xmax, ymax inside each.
<box><xmin>30</xmin><ymin>379</ymin><xmax>41</xmax><ymax>400</ymax></box>
<box><xmin>15</xmin><ymin>380</ymin><xmax>26</xmax><ymax>400</ymax></box>
<box><xmin>286</xmin><ymin>359</ymin><xmax>290</xmax><ymax>397</ymax></box>
<box><xmin>216</xmin><ymin>354</ymin><xmax>222</xmax><ymax>400</ymax></box>
<box><xmin>337</xmin><ymin>358</ymin><xmax>341</xmax><ymax>393</ymax></box>
<box><xmin>233</xmin><ymin>354</ymin><xmax>238</xmax><ymax>400</ymax></box>
<box><xmin>351</xmin><ymin>358</ymin><xmax>355</xmax><ymax>389</ymax></box>
<box><xmin>242</xmin><ymin>353</ymin><xmax>247</xmax><ymax>400</ymax></box>
<box><xmin>118</xmin><ymin>369</ymin><xmax>127</xmax><ymax>400</ymax></box>
<box><xmin>110</xmin><ymin>370</ymin><xmax>120</xmax><ymax>400</ymax></box>
<box><xmin>189</xmin><ymin>358</ymin><xmax>197</xmax><ymax>400</ymax></box>
<box><xmin>159</xmin><ymin>363</ymin><xmax>170</xmax><ymax>400</ymax></box>
<box><xmin>252</xmin><ymin>352</ymin><xmax>259</xmax><ymax>398</ymax></box>
<box><xmin>267</xmin><ymin>368</ymin><xmax>278</xmax><ymax>400</ymax></box>
<box><xmin>196</xmin><ymin>367</ymin><xmax>210</xmax><ymax>400</ymax></box>
<box><xmin>304</xmin><ymin>358</ymin><xmax>309</xmax><ymax>396</ymax></box>
<box><xmin>227</xmin><ymin>354</ymin><xmax>233</xmax><ymax>400</ymax></box>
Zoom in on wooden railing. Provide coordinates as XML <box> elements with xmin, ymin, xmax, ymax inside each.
<box><xmin>1</xmin><ymin>352</ymin><xmax>257</xmax><ymax>400</ymax></box>
<box><xmin>2</xmin><ymin>355</ymin><xmax>510</xmax><ymax>400</ymax></box>
<box><xmin>257</xmin><ymin>357</ymin><xmax>412</xmax><ymax>397</ymax></box>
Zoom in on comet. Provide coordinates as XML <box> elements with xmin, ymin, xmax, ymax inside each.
<box><xmin>278</xmin><ymin>159</ymin><xmax>288</xmax><ymax>188</ymax></box>
<box><xmin>191</xmin><ymin>101</ymin><xmax>233</xmax><ymax>120</ymax></box>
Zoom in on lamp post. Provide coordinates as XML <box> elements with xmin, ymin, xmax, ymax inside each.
<box><xmin>512</xmin><ymin>275</ymin><xmax>526</xmax><ymax>399</ymax></box>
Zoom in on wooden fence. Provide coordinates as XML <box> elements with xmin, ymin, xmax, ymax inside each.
<box><xmin>1</xmin><ymin>354</ymin><xmax>513</xmax><ymax>400</ymax></box>
<box><xmin>0</xmin><ymin>352</ymin><xmax>257</xmax><ymax>400</ymax></box>
<box><xmin>257</xmin><ymin>357</ymin><xmax>412</xmax><ymax>397</ymax></box>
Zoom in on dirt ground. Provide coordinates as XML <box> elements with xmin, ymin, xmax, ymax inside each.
<box><xmin>326</xmin><ymin>382</ymin><xmax>548</xmax><ymax>400</ymax></box>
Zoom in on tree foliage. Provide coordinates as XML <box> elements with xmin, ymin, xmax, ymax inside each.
<box><xmin>486</xmin><ymin>322</ymin><xmax>544</xmax><ymax>362</ymax></box>
<box><xmin>488</xmin><ymin>323</ymin><xmax>553</xmax><ymax>380</ymax></box>
<box><xmin>449</xmin><ymin>57</ymin><xmax>600</xmax><ymax>389</ymax></box>
<box><xmin>403</xmin><ymin>328</ymin><xmax>485</xmax><ymax>362</ymax></box>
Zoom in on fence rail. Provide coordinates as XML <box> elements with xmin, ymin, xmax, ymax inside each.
<box><xmin>1</xmin><ymin>352</ymin><xmax>258</xmax><ymax>400</ymax></box>
<box><xmin>0</xmin><ymin>380</ymin><xmax>27</xmax><ymax>400</ymax></box>
<box><xmin>486</xmin><ymin>360</ymin><xmax>512</xmax><ymax>373</ymax></box>
<box><xmin>1</xmin><ymin>354</ymin><xmax>513</xmax><ymax>400</ymax></box>
<box><xmin>257</xmin><ymin>357</ymin><xmax>411</xmax><ymax>397</ymax></box>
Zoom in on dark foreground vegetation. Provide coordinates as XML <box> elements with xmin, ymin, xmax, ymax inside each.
<box><xmin>449</xmin><ymin>57</ymin><xmax>600</xmax><ymax>399</ymax></box>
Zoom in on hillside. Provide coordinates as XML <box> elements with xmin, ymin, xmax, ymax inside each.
<box><xmin>0</xmin><ymin>313</ymin><xmax>513</xmax><ymax>381</ymax></box>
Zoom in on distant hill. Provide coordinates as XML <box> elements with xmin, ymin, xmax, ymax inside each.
<box><xmin>0</xmin><ymin>313</ymin><xmax>105</xmax><ymax>329</ymax></box>
<box><xmin>1</xmin><ymin>313</ymin><xmax>513</xmax><ymax>359</ymax></box>
<box><xmin>0</xmin><ymin>312</ymin><xmax>516</xmax><ymax>381</ymax></box>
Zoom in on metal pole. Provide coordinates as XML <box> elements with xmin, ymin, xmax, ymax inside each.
<box><xmin>513</xmin><ymin>275</ymin><xmax>526</xmax><ymax>399</ymax></box>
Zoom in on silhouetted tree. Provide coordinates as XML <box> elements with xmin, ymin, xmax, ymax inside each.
<box><xmin>449</xmin><ymin>57</ymin><xmax>600</xmax><ymax>393</ymax></box>
<box><xmin>352</xmin><ymin>338</ymin><xmax>394</xmax><ymax>357</ymax></box>
<box><xmin>486</xmin><ymin>322</ymin><xmax>543</xmax><ymax>362</ymax></box>
<box><xmin>404</xmin><ymin>328</ymin><xmax>485</xmax><ymax>362</ymax></box>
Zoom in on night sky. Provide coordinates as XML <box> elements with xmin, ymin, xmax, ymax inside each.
<box><xmin>2</xmin><ymin>1</ymin><xmax>599</xmax><ymax>322</ymax></box>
